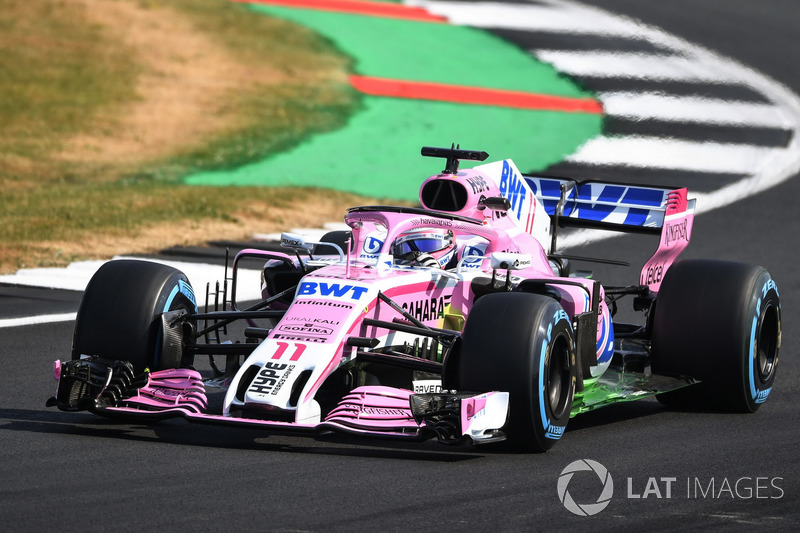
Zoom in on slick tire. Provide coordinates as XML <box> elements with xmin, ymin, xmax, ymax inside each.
<box><xmin>651</xmin><ymin>260</ymin><xmax>781</xmax><ymax>412</ymax></box>
<box><xmin>449</xmin><ymin>292</ymin><xmax>576</xmax><ymax>452</ymax></box>
<box><xmin>72</xmin><ymin>259</ymin><xmax>198</xmax><ymax>373</ymax></box>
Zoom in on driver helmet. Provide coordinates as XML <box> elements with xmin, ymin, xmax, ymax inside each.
<box><xmin>392</xmin><ymin>229</ymin><xmax>456</xmax><ymax>269</ymax></box>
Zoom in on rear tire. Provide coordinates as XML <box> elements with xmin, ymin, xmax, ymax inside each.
<box><xmin>447</xmin><ymin>292</ymin><xmax>576</xmax><ymax>452</ymax></box>
<box><xmin>71</xmin><ymin>260</ymin><xmax>198</xmax><ymax>373</ymax></box>
<box><xmin>651</xmin><ymin>260</ymin><xmax>781</xmax><ymax>412</ymax></box>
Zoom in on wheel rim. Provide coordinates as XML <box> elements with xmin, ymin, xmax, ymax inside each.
<box><xmin>547</xmin><ymin>332</ymin><xmax>572</xmax><ymax>419</ymax></box>
<box><xmin>756</xmin><ymin>303</ymin><xmax>779</xmax><ymax>382</ymax></box>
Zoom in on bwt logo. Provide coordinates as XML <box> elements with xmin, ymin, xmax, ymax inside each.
<box><xmin>297</xmin><ymin>281</ymin><xmax>368</xmax><ymax>301</ymax></box>
<box><xmin>557</xmin><ymin>459</ymin><xmax>614</xmax><ymax>516</ymax></box>
<box><xmin>498</xmin><ymin>160</ymin><xmax>527</xmax><ymax>219</ymax></box>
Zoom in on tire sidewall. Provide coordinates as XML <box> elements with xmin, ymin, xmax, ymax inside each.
<box><xmin>529</xmin><ymin>306</ymin><xmax>575</xmax><ymax>448</ymax></box>
<box><xmin>741</xmin><ymin>271</ymin><xmax>781</xmax><ymax>411</ymax></box>
<box><xmin>152</xmin><ymin>274</ymin><xmax>197</xmax><ymax>370</ymax></box>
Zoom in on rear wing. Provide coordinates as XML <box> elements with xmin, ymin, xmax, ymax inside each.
<box><xmin>524</xmin><ymin>176</ymin><xmax>692</xmax><ymax>234</ymax></box>
<box><xmin>524</xmin><ymin>175</ymin><xmax>696</xmax><ymax>292</ymax></box>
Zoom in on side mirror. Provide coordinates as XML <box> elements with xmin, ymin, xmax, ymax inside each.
<box><xmin>478</xmin><ymin>196</ymin><xmax>511</xmax><ymax>212</ymax></box>
<box><xmin>490</xmin><ymin>252</ymin><xmax>531</xmax><ymax>271</ymax></box>
<box><xmin>281</xmin><ymin>232</ymin><xmax>314</xmax><ymax>252</ymax></box>
<box><xmin>281</xmin><ymin>232</ymin><xmax>344</xmax><ymax>262</ymax></box>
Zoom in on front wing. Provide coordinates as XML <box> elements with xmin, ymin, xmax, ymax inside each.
<box><xmin>48</xmin><ymin>357</ymin><xmax>509</xmax><ymax>445</ymax></box>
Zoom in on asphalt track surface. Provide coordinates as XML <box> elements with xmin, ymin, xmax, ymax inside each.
<box><xmin>2</xmin><ymin>1</ymin><xmax>799</xmax><ymax>530</ymax></box>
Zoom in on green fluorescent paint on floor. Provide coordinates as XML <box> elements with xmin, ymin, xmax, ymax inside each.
<box><xmin>249</xmin><ymin>5</ymin><xmax>587</xmax><ymax>96</ymax></box>
<box><xmin>183</xmin><ymin>2</ymin><xmax>602</xmax><ymax>200</ymax></box>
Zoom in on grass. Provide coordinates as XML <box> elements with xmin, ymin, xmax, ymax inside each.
<box><xmin>0</xmin><ymin>0</ymin><xmax>137</xmax><ymax>169</ymax></box>
<box><xmin>0</xmin><ymin>0</ymin><xmax>372</xmax><ymax>273</ymax></box>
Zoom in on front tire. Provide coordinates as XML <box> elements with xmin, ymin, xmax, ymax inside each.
<box><xmin>447</xmin><ymin>292</ymin><xmax>576</xmax><ymax>452</ymax></box>
<box><xmin>72</xmin><ymin>260</ymin><xmax>198</xmax><ymax>373</ymax></box>
<box><xmin>651</xmin><ymin>260</ymin><xmax>781</xmax><ymax>412</ymax></box>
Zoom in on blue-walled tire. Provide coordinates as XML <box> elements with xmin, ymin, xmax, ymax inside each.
<box><xmin>450</xmin><ymin>292</ymin><xmax>576</xmax><ymax>452</ymax></box>
<box><xmin>651</xmin><ymin>260</ymin><xmax>781</xmax><ymax>412</ymax></box>
<box><xmin>71</xmin><ymin>259</ymin><xmax>198</xmax><ymax>373</ymax></box>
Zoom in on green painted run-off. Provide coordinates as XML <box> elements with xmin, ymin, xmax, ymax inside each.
<box><xmin>184</xmin><ymin>1</ymin><xmax>603</xmax><ymax>201</ymax></box>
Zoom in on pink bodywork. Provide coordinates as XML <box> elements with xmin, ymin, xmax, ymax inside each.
<box><xmin>640</xmin><ymin>188</ymin><xmax>695</xmax><ymax>292</ymax></box>
<box><xmin>64</xmin><ymin>155</ymin><xmax>694</xmax><ymax>444</ymax></box>
<box><xmin>221</xmin><ymin>159</ymin><xmax>615</xmax><ymax>427</ymax></box>
<box><xmin>121</xmin><ymin>368</ymin><xmax>207</xmax><ymax>413</ymax></box>
<box><xmin>325</xmin><ymin>386</ymin><xmax>418</xmax><ymax>430</ymax></box>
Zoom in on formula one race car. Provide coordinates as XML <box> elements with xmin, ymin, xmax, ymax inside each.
<box><xmin>48</xmin><ymin>146</ymin><xmax>782</xmax><ymax>452</ymax></box>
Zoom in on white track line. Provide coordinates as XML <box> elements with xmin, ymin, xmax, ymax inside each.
<box><xmin>0</xmin><ymin>257</ymin><xmax>233</xmax><ymax>293</ymax></box>
<box><xmin>0</xmin><ymin>257</ymin><xmax>263</xmax><ymax>328</ymax></box>
<box><xmin>0</xmin><ymin>312</ymin><xmax>77</xmax><ymax>329</ymax></box>
<box><xmin>0</xmin><ymin>260</ymin><xmax>109</xmax><ymax>292</ymax></box>
<box><xmin>565</xmin><ymin>137</ymin><xmax>782</xmax><ymax>174</ymax></box>
<box><xmin>407</xmin><ymin>0</ymin><xmax>644</xmax><ymax>37</ymax></box>
<box><xmin>0</xmin><ymin>256</ymin><xmax>261</xmax><ymax>300</ymax></box>
<box><xmin>598</xmin><ymin>92</ymin><xmax>791</xmax><ymax>127</ymax></box>
<box><xmin>535</xmin><ymin>50</ymin><xmax>739</xmax><ymax>83</ymax></box>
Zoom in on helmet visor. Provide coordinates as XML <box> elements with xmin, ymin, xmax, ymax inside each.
<box><xmin>393</xmin><ymin>231</ymin><xmax>452</xmax><ymax>255</ymax></box>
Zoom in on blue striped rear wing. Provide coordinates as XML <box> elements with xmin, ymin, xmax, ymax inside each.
<box><xmin>524</xmin><ymin>176</ymin><xmax>680</xmax><ymax>233</ymax></box>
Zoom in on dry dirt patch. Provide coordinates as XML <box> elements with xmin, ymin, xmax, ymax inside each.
<box><xmin>58</xmin><ymin>0</ymin><xmax>286</xmax><ymax>164</ymax></box>
<box><xmin>1</xmin><ymin>0</ymin><xmax>366</xmax><ymax>274</ymax></box>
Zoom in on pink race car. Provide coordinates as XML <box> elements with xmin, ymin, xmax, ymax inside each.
<box><xmin>49</xmin><ymin>146</ymin><xmax>781</xmax><ymax>452</ymax></box>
